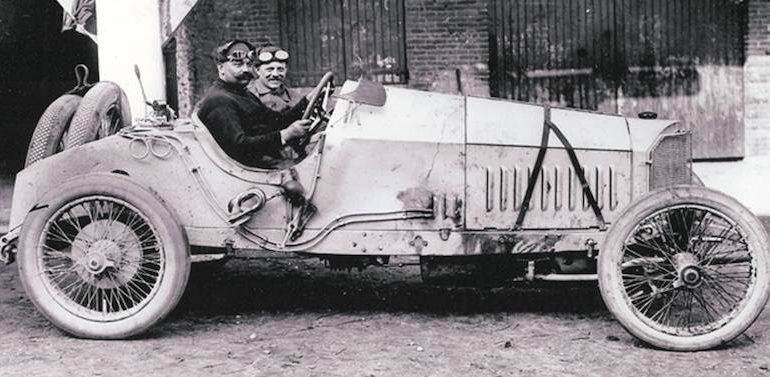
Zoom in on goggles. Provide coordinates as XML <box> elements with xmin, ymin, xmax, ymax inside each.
<box><xmin>216</xmin><ymin>39</ymin><xmax>255</xmax><ymax>63</ymax></box>
<box><xmin>257</xmin><ymin>49</ymin><xmax>289</xmax><ymax>64</ymax></box>
<box><xmin>225</xmin><ymin>49</ymin><xmax>255</xmax><ymax>64</ymax></box>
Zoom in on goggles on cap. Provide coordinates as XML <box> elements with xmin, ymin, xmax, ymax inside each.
<box><xmin>257</xmin><ymin>49</ymin><xmax>289</xmax><ymax>63</ymax></box>
<box><xmin>216</xmin><ymin>40</ymin><xmax>255</xmax><ymax>63</ymax></box>
<box><xmin>225</xmin><ymin>49</ymin><xmax>255</xmax><ymax>64</ymax></box>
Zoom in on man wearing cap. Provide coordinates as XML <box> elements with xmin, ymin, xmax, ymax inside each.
<box><xmin>197</xmin><ymin>39</ymin><xmax>314</xmax><ymax>168</ymax></box>
<box><xmin>248</xmin><ymin>45</ymin><xmax>299</xmax><ymax>112</ymax></box>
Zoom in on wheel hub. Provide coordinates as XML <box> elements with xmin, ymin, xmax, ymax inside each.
<box><xmin>672</xmin><ymin>252</ymin><xmax>702</xmax><ymax>288</ymax></box>
<box><xmin>84</xmin><ymin>240</ymin><xmax>119</xmax><ymax>275</ymax></box>
<box><xmin>680</xmin><ymin>266</ymin><xmax>702</xmax><ymax>287</ymax></box>
<box><xmin>84</xmin><ymin>253</ymin><xmax>108</xmax><ymax>274</ymax></box>
<box><xmin>70</xmin><ymin>220</ymin><xmax>143</xmax><ymax>288</ymax></box>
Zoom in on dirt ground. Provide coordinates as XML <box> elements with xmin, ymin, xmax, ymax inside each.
<box><xmin>0</xmin><ymin>254</ymin><xmax>769</xmax><ymax>377</ymax></box>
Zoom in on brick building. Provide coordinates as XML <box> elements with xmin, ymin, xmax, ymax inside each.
<box><xmin>160</xmin><ymin>0</ymin><xmax>770</xmax><ymax>159</ymax></box>
<box><xmin>3</xmin><ymin>0</ymin><xmax>770</xmax><ymax>173</ymax></box>
<box><xmin>746</xmin><ymin>0</ymin><xmax>770</xmax><ymax>157</ymax></box>
<box><xmin>162</xmin><ymin>0</ymin><xmax>491</xmax><ymax>117</ymax></box>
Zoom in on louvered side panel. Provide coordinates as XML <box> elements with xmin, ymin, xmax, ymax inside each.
<box><xmin>466</xmin><ymin>145</ymin><xmax>633</xmax><ymax>230</ymax></box>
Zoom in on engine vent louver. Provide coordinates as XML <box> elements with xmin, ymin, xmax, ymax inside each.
<box><xmin>484</xmin><ymin>164</ymin><xmax>619</xmax><ymax>214</ymax></box>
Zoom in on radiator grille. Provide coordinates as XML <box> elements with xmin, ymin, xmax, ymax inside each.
<box><xmin>650</xmin><ymin>132</ymin><xmax>692</xmax><ymax>189</ymax></box>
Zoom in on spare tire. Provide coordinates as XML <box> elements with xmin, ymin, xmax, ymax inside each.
<box><xmin>24</xmin><ymin>94</ymin><xmax>82</xmax><ymax>167</ymax></box>
<box><xmin>65</xmin><ymin>81</ymin><xmax>131</xmax><ymax>149</ymax></box>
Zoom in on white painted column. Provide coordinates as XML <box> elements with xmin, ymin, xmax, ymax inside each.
<box><xmin>96</xmin><ymin>0</ymin><xmax>166</xmax><ymax>120</ymax></box>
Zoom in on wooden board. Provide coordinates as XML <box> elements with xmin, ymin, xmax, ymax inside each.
<box><xmin>489</xmin><ymin>0</ymin><xmax>746</xmax><ymax>159</ymax></box>
<box><xmin>279</xmin><ymin>0</ymin><xmax>407</xmax><ymax>87</ymax></box>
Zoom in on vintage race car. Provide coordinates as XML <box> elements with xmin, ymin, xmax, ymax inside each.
<box><xmin>2</xmin><ymin>73</ymin><xmax>768</xmax><ymax>351</ymax></box>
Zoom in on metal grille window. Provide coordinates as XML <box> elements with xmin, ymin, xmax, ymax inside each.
<box><xmin>278</xmin><ymin>0</ymin><xmax>408</xmax><ymax>87</ymax></box>
<box><xmin>650</xmin><ymin>131</ymin><xmax>692</xmax><ymax>190</ymax></box>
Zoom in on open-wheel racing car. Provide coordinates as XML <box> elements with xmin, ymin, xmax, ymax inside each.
<box><xmin>1</xmin><ymin>72</ymin><xmax>768</xmax><ymax>351</ymax></box>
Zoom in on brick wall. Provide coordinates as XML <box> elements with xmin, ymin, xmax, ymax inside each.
<box><xmin>165</xmin><ymin>1</ymin><xmax>770</xmax><ymax>158</ymax></box>
<box><xmin>745</xmin><ymin>0</ymin><xmax>770</xmax><ymax>156</ymax></box>
<box><xmin>162</xmin><ymin>0</ymin><xmax>280</xmax><ymax>116</ymax></box>
<box><xmin>405</xmin><ymin>0</ymin><xmax>490</xmax><ymax>96</ymax></box>
<box><xmin>164</xmin><ymin>0</ymin><xmax>770</xmax><ymax>158</ymax></box>
<box><xmin>164</xmin><ymin>0</ymin><xmax>492</xmax><ymax>115</ymax></box>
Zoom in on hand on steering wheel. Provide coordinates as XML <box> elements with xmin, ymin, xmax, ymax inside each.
<box><xmin>294</xmin><ymin>72</ymin><xmax>335</xmax><ymax>152</ymax></box>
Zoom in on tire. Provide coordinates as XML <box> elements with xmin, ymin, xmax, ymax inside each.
<box><xmin>17</xmin><ymin>173</ymin><xmax>190</xmax><ymax>339</ymax></box>
<box><xmin>598</xmin><ymin>185</ymin><xmax>770</xmax><ymax>351</ymax></box>
<box><xmin>24</xmin><ymin>94</ymin><xmax>82</xmax><ymax>166</ymax></box>
<box><xmin>65</xmin><ymin>82</ymin><xmax>131</xmax><ymax>149</ymax></box>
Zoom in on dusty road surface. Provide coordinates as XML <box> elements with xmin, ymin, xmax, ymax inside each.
<box><xmin>1</xmin><ymin>254</ymin><xmax>769</xmax><ymax>377</ymax></box>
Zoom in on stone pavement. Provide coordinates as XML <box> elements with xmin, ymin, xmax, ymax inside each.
<box><xmin>0</xmin><ymin>157</ymin><xmax>766</xmax><ymax>234</ymax></box>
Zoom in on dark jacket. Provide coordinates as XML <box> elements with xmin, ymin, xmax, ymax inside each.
<box><xmin>197</xmin><ymin>79</ymin><xmax>308</xmax><ymax>166</ymax></box>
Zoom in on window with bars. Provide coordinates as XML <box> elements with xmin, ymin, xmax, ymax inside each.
<box><xmin>278</xmin><ymin>0</ymin><xmax>408</xmax><ymax>87</ymax></box>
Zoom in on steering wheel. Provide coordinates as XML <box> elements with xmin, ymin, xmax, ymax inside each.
<box><xmin>295</xmin><ymin>72</ymin><xmax>335</xmax><ymax>151</ymax></box>
<box><xmin>302</xmin><ymin>71</ymin><xmax>335</xmax><ymax>120</ymax></box>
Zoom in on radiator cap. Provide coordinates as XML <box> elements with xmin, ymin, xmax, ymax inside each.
<box><xmin>638</xmin><ymin>111</ymin><xmax>658</xmax><ymax>119</ymax></box>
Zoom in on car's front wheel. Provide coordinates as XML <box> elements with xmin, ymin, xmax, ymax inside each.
<box><xmin>598</xmin><ymin>185</ymin><xmax>770</xmax><ymax>351</ymax></box>
<box><xmin>17</xmin><ymin>173</ymin><xmax>190</xmax><ymax>339</ymax></box>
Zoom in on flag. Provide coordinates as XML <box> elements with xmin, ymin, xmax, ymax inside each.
<box><xmin>161</xmin><ymin>0</ymin><xmax>201</xmax><ymax>42</ymax></box>
<box><xmin>59</xmin><ymin>0</ymin><xmax>97</xmax><ymax>42</ymax></box>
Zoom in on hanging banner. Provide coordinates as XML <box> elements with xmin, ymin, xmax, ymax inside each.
<box><xmin>57</xmin><ymin>0</ymin><xmax>97</xmax><ymax>42</ymax></box>
<box><xmin>161</xmin><ymin>0</ymin><xmax>200</xmax><ymax>41</ymax></box>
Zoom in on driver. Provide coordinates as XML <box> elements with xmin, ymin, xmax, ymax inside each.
<box><xmin>197</xmin><ymin>39</ymin><xmax>313</xmax><ymax>168</ymax></box>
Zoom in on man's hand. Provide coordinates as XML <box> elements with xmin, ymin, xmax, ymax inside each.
<box><xmin>280</xmin><ymin>119</ymin><xmax>312</xmax><ymax>143</ymax></box>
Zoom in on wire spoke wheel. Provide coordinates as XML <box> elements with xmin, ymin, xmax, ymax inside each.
<box><xmin>620</xmin><ymin>204</ymin><xmax>753</xmax><ymax>337</ymax></box>
<box><xmin>599</xmin><ymin>186</ymin><xmax>770</xmax><ymax>351</ymax></box>
<box><xmin>18</xmin><ymin>173</ymin><xmax>189</xmax><ymax>339</ymax></box>
<box><xmin>39</xmin><ymin>196</ymin><xmax>163</xmax><ymax>321</ymax></box>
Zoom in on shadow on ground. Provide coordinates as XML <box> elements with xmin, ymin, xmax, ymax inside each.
<box><xmin>175</xmin><ymin>256</ymin><xmax>607</xmax><ymax>320</ymax></box>
<box><xmin>169</xmin><ymin>215</ymin><xmax>770</xmax><ymax>328</ymax></box>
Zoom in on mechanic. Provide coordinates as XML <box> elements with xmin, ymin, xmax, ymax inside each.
<box><xmin>247</xmin><ymin>45</ymin><xmax>301</xmax><ymax>112</ymax></box>
<box><xmin>197</xmin><ymin>39</ymin><xmax>314</xmax><ymax>168</ymax></box>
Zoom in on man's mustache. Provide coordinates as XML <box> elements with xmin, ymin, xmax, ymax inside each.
<box><xmin>237</xmin><ymin>72</ymin><xmax>254</xmax><ymax>80</ymax></box>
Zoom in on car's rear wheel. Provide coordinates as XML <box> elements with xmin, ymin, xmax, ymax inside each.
<box><xmin>18</xmin><ymin>173</ymin><xmax>190</xmax><ymax>339</ymax></box>
<box><xmin>598</xmin><ymin>185</ymin><xmax>770</xmax><ymax>351</ymax></box>
<box><xmin>25</xmin><ymin>94</ymin><xmax>81</xmax><ymax>166</ymax></box>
